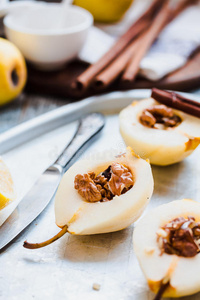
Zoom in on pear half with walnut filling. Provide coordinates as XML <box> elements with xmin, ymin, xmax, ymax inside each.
<box><xmin>23</xmin><ymin>147</ymin><xmax>153</xmax><ymax>249</ymax></box>
<box><xmin>55</xmin><ymin>147</ymin><xmax>153</xmax><ymax>235</ymax></box>
<box><xmin>133</xmin><ymin>199</ymin><xmax>200</xmax><ymax>299</ymax></box>
<box><xmin>119</xmin><ymin>98</ymin><xmax>200</xmax><ymax>166</ymax></box>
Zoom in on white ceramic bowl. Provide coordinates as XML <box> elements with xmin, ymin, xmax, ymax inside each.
<box><xmin>4</xmin><ymin>3</ymin><xmax>93</xmax><ymax>70</ymax></box>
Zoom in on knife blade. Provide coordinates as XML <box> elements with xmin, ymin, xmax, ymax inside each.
<box><xmin>0</xmin><ymin>113</ymin><xmax>105</xmax><ymax>250</ymax></box>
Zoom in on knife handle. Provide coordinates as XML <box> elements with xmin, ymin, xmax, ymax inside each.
<box><xmin>54</xmin><ymin>113</ymin><xmax>105</xmax><ymax>171</ymax></box>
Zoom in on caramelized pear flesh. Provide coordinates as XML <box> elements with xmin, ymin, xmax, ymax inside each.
<box><xmin>119</xmin><ymin>98</ymin><xmax>200</xmax><ymax>166</ymax></box>
<box><xmin>133</xmin><ymin>199</ymin><xmax>200</xmax><ymax>298</ymax></box>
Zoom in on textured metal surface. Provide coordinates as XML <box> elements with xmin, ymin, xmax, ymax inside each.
<box><xmin>55</xmin><ymin>113</ymin><xmax>105</xmax><ymax>170</ymax></box>
<box><xmin>0</xmin><ymin>90</ymin><xmax>200</xmax><ymax>300</ymax></box>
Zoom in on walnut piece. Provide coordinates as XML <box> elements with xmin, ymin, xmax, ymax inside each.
<box><xmin>74</xmin><ymin>163</ymin><xmax>134</xmax><ymax>203</ymax></box>
<box><xmin>140</xmin><ymin>104</ymin><xmax>182</xmax><ymax>129</ymax></box>
<box><xmin>140</xmin><ymin>110</ymin><xmax>156</xmax><ymax>127</ymax></box>
<box><xmin>157</xmin><ymin>216</ymin><xmax>200</xmax><ymax>257</ymax></box>
<box><xmin>94</xmin><ymin>173</ymin><xmax>113</xmax><ymax>201</ymax></box>
<box><xmin>74</xmin><ymin>173</ymin><xmax>101</xmax><ymax>202</ymax></box>
<box><xmin>107</xmin><ymin>163</ymin><xmax>133</xmax><ymax>196</ymax></box>
<box><xmin>147</xmin><ymin>105</ymin><xmax>173</xmax><ymax>118</ymax></box>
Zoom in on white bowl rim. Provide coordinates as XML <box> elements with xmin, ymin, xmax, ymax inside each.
<box><xmin>3</xmin><ymin>3</ymin><xmax>93</xmax><ymax>36</ymax></box>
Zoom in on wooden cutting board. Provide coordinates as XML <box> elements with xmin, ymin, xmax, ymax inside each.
<box><xmin>26</xmin><ymin>49</ymin><xmax>200</xmax><ymax>100</ymax></box>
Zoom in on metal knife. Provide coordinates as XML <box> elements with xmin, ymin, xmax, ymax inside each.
<box><xmin>0</xmin><ymin>113</ymin><xmax>105</xmax><ymax>250</ymax></box>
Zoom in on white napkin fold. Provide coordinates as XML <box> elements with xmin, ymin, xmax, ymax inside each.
<box><xmin>139</xmin><ymin>6</ymin><xmax>200</xmax><ymax>81</ymax></box>
<box><xmin>79</xmin><ymin>5</ymin><xmax>200</xmax><ymax>81</ymax></box>
<box><xmin>79</xmin><ymin>26</ymin><xmax>115</xmax><ymax>64</ymax></box>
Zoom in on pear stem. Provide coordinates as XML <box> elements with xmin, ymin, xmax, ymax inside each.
<box><xmin>154</xmin><ymin>281</ymin><xmax>169</xmax><ymax>300</ymax></box>
<box><xmin>23</xmin><ymin>225</ymin><xmax>68</xmax><ymax>249</ymax></box>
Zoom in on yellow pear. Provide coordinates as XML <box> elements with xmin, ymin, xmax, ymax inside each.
<box><xmin>119</xmin><ymin>98</ymin><xmax>200</xmax><ymax>166</ymax></box>
<box><xmin>73</xmin><ymin>0</ymin><xmax>134</xmax><ymax>23</ymax></box>
<box><xmin>0</xmin><ymin>38</ymin><xmax>27</xmax><ymax>106</ymax></box>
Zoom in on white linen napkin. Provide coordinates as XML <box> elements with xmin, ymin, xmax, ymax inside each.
<box><xmin>79</xmin><ymin>5</ymin><xmax>200</xmax><ymax>81</ymax></box>
<box><xmin>139</xmin><ymin>6</ymin><xmax>200</xmax><ymax>81</ymax></box>
<box><xmin>79</xmin><ymin>26</ymin><xmax>115</xmax><ymax>64</ymax></box>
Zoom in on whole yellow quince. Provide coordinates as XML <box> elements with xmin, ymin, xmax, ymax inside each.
<box><xmin>0</xmin><ymin>38</ymin><xmax>27</xmax><ymax>106</ymax></box>
<box><xmin>74</xmin><ymin>0</ymin><xmax>134</xmax><ymax>23</ymax></box>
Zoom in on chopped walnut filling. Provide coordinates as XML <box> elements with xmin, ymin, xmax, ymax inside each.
<box><xmin>157</xmin><ymin>216</ymin><xmax>200</xmax><ymax>257</ymax></box>
<box><xmin>74</xmin><ymin>162</ymin><xmax>134</xmax><ymax>203</ymax></box>
<box><xmin>140</xmin><ymin>104</ymin><xmax>182</xmax><ymax>129</ymax></box>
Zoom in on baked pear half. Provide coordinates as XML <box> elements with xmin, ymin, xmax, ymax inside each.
<box><xmin>119</xmin><ymin>98</ymin><xmax>200</xmax><ymax>166</ymax></box>
<box><xmin>133</xmin><ymin>199</ymin><xmax>200</xmax><ymax>299</ymax></box>
<box><xmin>24</xmin><ymin>147</ymin><xmax>153</xmax><ymax>249</ymax></box>
<box><xmin>55</xmin><ymin>147</ymin><xmax>153</xmax><ymax>235</ymax></box>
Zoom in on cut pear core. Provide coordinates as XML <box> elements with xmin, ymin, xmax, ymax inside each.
<box><xmin>139</xmin><ymin>104</ymin><xmax>182</xmax><ymax>129</ymax></box>
<box><xmin>74</xmin><ymin>162</ymin><xmax>134</xmax><ymax>203</ymax></box>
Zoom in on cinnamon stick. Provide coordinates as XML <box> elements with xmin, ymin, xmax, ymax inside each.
<box><xmin>93</xmin><ymin>1</ymin><xmax>170</xmax><ymax>90</ymax></box>
<box><xmin>122</xmin><ymin>0</ymin><xmax>199</xmax><ymax>84</ymax></box>
<box><xmin>121</xmin><ymin>1</ymin><xmax>171</xmax><ymax>84</ymax></box>
<box><xmin>70</xmin><ymin>0</ymin><xmax>163</xmax><ymax>94</ymax></box>
<box><xmin>94</xmin><ymin>0</ymin><xmax>180</xmax><ymax>90</ymax></box>
<box><xmin>94</xmin><ymin>35</ymin><xmax>141</xmax><ymax>89</ymax></box>
<box><xmin>151</xmin><ymin>88</ymin><xmax>200</xmax><ymax>118</ymax></box>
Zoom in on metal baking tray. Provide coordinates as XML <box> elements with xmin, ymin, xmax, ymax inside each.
<box><xmin>0</xmin><ymin>90</ymin><xmax>199</xmax><ymax>300</ymax></box>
